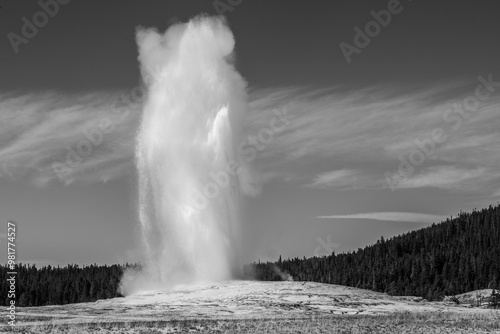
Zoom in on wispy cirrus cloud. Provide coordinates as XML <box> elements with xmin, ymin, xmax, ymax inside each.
<box><xmin>317</xmin><ymin>212</ymin><xmax>444</xmax><ymax>223</ymax></box>
<box><xmin>0</xmin><ymin>91</ymin><xmax>140</xmax><ymax>186</ymax></box>
<box><xmin>306</xmin><ymin>169</ymin><xmax>359</xmax><ymax>189</ymax></box>
<box><xmin>304</xmin><ymin>169</ymin><xmax>380</xmax><ymax>189</ymax></box>
<box><xmin>2</xmin><ymin>76</ymin><xmax>500</xmax><ymax>197</ymax></box>
<box><xmin>245</xmin><ymin>79</ymin><xmax>500</xmax><ymax>197</ymax></box>
<box><xmin>395</xmin><ymin>165</ymin><xmax>500</xmax><ymax>192</ymax></box>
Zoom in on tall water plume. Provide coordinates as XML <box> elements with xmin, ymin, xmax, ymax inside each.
<box><xmin>121</xmin><ymin>16</ymin><xmax>251</xmax><ymax>295</ymax></box>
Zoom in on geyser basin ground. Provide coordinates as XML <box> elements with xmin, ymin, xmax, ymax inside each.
<box><xmin>11</xmin><ymin>281</ymin><xmax>499</xmax><ymax>333</ymax></box>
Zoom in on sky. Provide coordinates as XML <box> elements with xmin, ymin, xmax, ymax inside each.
<box><xmin>1</xmin><ymin>0</ymin><xmax>500</xmax><ymax>266</ymax></box>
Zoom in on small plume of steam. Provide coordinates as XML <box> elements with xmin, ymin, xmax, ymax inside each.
<box><xmin>272</xmin><ymin>265</ymin><xmax>294</xmax><ymax>282</ymax></box>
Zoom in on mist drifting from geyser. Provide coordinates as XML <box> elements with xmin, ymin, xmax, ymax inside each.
<box><xmin>121</xmin><ymin>16</ymin><xmax>253</xmax><ymax>295</ymax></box>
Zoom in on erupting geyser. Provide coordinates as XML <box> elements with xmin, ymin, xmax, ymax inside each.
<box><xmin>121</xmin><ymin>16</ymin><xmax>253</xmax><ymax>295</ymax></box>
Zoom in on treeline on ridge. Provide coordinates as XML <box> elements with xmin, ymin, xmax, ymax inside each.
<box><xmin>1</xmin><ymin>205</ymin><xmax>499</xmax><ymax>306</ymax></box>
<box><xmin>249</xmin><ymin>204</ymin><xmax>500</xmax><ymax>301</ymax></box>
<box><xmin>0</xmin><ymin>263</ymin><xmax>138</xmax><ymax>306</ymax></box>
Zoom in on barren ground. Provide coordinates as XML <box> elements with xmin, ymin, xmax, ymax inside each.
<box><xmin>3</xmin><ymin>281</ymin><xmax>500</xmax><ymax>333</ymax></box>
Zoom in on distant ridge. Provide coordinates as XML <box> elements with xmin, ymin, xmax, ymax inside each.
<box><xmin>251</xmin><ymin>204</ymin><xmax>500</xmax><ymax>301</ymax></box>
<box><xmin>2</xmin><ymin>205</ymin><xmax>499</xmax><ymax>306</ymax></box>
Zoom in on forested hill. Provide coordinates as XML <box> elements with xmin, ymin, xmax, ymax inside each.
<box><xmin>0</xmin><ymin>263</ymin><xmax>133</xmax><ymax>306</ymax></box>
<box><xmin>250</xmin><ymin>204</ymin><xmax>500</xmax><ymax>301</ymax></box>
<box><xmin>1</xmin><ymin>205</ymin><xmax>499</xmax><ymax>306</ymax></box>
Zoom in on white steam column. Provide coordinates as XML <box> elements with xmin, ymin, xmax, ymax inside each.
<box><xmin>122</xmin><ymin>16</ymin><xmax>251</xmax><ymax>295</ymax></box>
